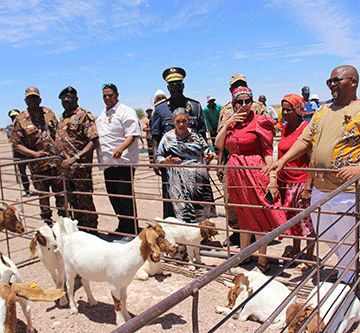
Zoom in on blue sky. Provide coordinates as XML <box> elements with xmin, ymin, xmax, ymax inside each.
<box><xmin>1</xmin><ymin>0</ymin><xmax>360</xmax><ymax>128</ymax></box>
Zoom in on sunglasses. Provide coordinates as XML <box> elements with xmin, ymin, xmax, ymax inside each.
<box><xmin>326</xmin><ymin>77</ymin><xmax>352</xmax><ymax>86</ymax></box>
<box><xmin>234</xmin><ymin>98</ymin><xmax>252</xmax><ymax>106</ymax></box>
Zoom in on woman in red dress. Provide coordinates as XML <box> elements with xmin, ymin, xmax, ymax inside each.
<box><xmin>277</xmin><ymin>94</ymin><xmax>315</xmax><ymax>272</ymax></box>
<box><xmin>215</xmin><ymin>87</ymin><xmax>286</xmax><ymax>273</ymax></box>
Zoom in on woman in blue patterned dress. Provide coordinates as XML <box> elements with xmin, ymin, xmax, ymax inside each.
<box><xmin>156</xmin><ymin>108</ymin><xmax>217</xmax><ymax>223</ymax></box>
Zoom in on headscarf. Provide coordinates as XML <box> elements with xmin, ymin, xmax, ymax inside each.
<box><xmin>232</xmin><ymin>86</ymin><xmax>253</xmax><ymax>106</ymax></box>
<box><xmin>281</xmin><ymin>94</ymin><xmax>305</xmax><ymax>116</ymax></box>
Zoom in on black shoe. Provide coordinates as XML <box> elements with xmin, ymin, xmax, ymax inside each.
<box><xmin>223</xmin><ymin>233</ymin><xmax>240</xmax><ymax>247</ymax></box>
<box><xmin>201</xmin><ymin>239</ymin><xmax>223</xmax><ymax>248</ymax></box>
<box><xmin>121</xmin><ymin>236</ymin><xmax>134</xmax><ymax>242</ymax></box>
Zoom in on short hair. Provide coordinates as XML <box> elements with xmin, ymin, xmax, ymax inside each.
<box><xmin>102</xmin><ymin>83</ymin><xmax>118</xmax><ymax>94</ymax></box>
<box><xmin>172</xmin><ymin>107</ymin><xmax>188</xmax><ymax>121</ymax></box>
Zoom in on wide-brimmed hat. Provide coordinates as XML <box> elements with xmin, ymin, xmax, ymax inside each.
<box><xmin>230</xmin><ymin>73</ymin><xmax>247</xmax><ymax>86</ymax></box>
<box><xmin>206</xmin><ymin>95</ymin><xmax>215</xmax><ymax>103</ymax></box>
<box><xmin>150</xmin><ymin>89</ymin><xmax>169</xmax><ymax>106</ymax></box>
<box><xmin>8</xmin><ymin>109</ymin><xmax>20</xmax><ymax>118</ymax></box>
<box><xmin>311</xmin><ymin>94</ymin><xmax>319</xmax><ymax>100</ymax></box>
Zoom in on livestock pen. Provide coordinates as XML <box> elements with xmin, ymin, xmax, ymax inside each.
<box><xmin>0</xmin><ymin>133</ymin><xmax>359</xmax><ymax>332</ymax></box>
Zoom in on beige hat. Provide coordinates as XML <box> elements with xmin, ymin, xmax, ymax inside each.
<box><xmin>25</xmin><ymin>87</ymin><xmax>40</xmax><ymax>97</ymax></box>
<box><xmin>206</xmin><ymin>95</ymin><xmax>215</xmax><ymax>103</ymax></box>
<box><xmin>229</xmin><ymin>73</ymin><xmax>247</xmax><ymax>86</ymax></box>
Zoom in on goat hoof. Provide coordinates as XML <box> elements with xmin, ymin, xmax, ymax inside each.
<box><xmin>70</xmin><ymin>307</ymin><xmax>78</xmax><ymax>314</ymax></box>
<box><xmin>189</xmin><ymin>265</ymin><xmax>196</xmax><ymax>271</ymax></box>
<box><xmin>89</xmin><ymin>300</ymin><xmax>98</xmax><ymax>306</ymax></box>
<box><xmin>59</xmin><ymin>297</ymin><xmax>68</xmax><ymax>307</ymax></box>
<box><xmin>26</xmin><ymin>327</ymin><xmax>35</xmax><ymax>333</ymax></box>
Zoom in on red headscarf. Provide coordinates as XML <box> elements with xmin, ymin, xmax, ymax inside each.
<box><xmin>281</xmin><ymin>94</ymin><xmax>305</xmax><ymax>116</ymax></box>
<box><xmin>232</xmin><ymin>86</ymin><xmax>253</xmax><ymax>106</ymax></box>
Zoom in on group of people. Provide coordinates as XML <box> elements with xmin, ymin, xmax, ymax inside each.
<box><xmin>7</xmin><ymin>64</ymin><xmax>360</xmax><ymax>284</ymax></box>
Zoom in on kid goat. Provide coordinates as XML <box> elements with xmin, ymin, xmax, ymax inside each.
<box><xmin>60</xmin><ymin>222</ymin><xmax>175</xmax><ymax>325</ymax></box>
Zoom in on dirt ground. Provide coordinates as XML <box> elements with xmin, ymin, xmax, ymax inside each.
<box><xmin>0</xmin><ymin>131</ymin><xmax>358</xmax><ymax>333</ymax></box>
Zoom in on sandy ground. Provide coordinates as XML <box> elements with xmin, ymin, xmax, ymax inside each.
<box><xmin>0</xmin><ymin>130</ymin><xmax>358</xmax><ymax>333</ymax></box>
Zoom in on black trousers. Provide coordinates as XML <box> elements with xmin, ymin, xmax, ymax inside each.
<box><xmin>104</xmin><ymin>166</ymin><xmax>138</xmax><ymax>235</ymax></box>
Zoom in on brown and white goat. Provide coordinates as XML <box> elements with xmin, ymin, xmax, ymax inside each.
<box><xmin>0</xmin><ymin>269</ymin><xmax>65</xmax><ymax>333</ymax></box>
<box><xmin>0</xmin><ymin>202</ymin><xmax>24</xmax><ymax>234</ymax></box>
<box><xmin>61</xmin><ymin>222</ymin><xmax>175</xmax><ymax>325</ymax></box>
<box><xmin>285</xmin><ymin>282</ymin><xmax>360</xmax><ymax>333</ymax></box>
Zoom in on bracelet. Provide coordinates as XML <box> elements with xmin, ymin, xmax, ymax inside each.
<box><xmin>74</xmin><ymin>154</ymin><xmax>81</xmax><ymax>160</ymax></box>
<box><xmin>269</xmin><ymin>174</ymin><xmax>277</xmax><ymax>179</ymax></box>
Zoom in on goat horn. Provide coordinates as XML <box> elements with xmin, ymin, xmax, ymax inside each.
<box><xmin>0</xmin><ymin>269</ymin><xmax>14</xmax><ymax>285</ymax></box>
<box><xmin>146</xmin><ymin>220</ymin><xmax>156</xmax><ymax>227</ymax></box>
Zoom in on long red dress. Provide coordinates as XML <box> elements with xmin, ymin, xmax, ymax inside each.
<box><xmin>226</xmin><ymin>112</ymin><xmax>286</xmax><ymax>232</ymax></box>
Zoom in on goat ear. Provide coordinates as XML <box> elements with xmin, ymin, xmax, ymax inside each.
<box><xmin>145</xmin><ymin>227</ymin><xmax>161</xmax><ymax>261</ymax></box>
<box><xmin>12</xmin><ymin>283</ymin><xmax>66</xmax><ymax>302</ymax></box>
<box><xmin>29</xmin><ymin>236</ymin><xmax>38</xmax><ymax>259</ymax></box>
<box><xmin>0</xmin><ymin>252</ymin><xmax>11</xmax><ymax>268</ymax></box>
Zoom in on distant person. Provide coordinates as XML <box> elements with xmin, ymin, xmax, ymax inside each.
<box><xmin>258</xmin><ymin>95</ymin><xmax>278</xmax><ymax>122</ymax></box>
<box><xmin>142</xmin><ymin>108</ymin><xmax>154</xmax><ymax>163</ymax></box>
<box><xmin>203</xmin><ymin>95</ymin><xmax>221</xmax><ymax>152</ymax></box>
<box><xmin>6</xmin><ymin>109</ymin><xmax>32</xmax><ymax>197</ymax></box>
<box><xmin>56</xmin><ymin>86</ymin><xmax>99</xmax><ymax>232</ymax></box>
<box><xmin>9</xmin><ymin>87</ymin><xmax>65</xmax><ymax>224</ymax></box>
<box><xmin>151</xmin><ymin>67</ymin><xmax>207</xmax><ymax>219</ymax></box>
<box><xmin>96</xmin><ymin>83</ymin><xmax>141</xmax><ymax>240</ymax></box>
<box><xmin>265</xmin><ymin>65</ymin><xmax>360</xmax><ymax>283</ymax></box>
<box><xmin>301</xmin><ymin>86</ymin><xmax>318</xmax><ymax>122</ymax></box>
<box><xmin>311</xmin><ymin>94</ymin><xmax>322</xmax><ymax>108</ymax></box>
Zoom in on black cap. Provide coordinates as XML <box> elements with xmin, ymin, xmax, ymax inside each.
<box><xmin>59</xmin><ymin>86</ymin><xmax>77</xmax><ymax>99</ymax></box>
<box><xmin>8</xmin><ymin>109</ymin><xmax>20</xmax><ymax>118</ymax></box>
<box><xmin>301</xmin><ymin>86</ymin><xmax>310</xmax><ymax>94</ymax></box>
<box><xmin>162</xmin><ymin>67</ymin><xmax>186</xmax><ymax>83</ymax></box>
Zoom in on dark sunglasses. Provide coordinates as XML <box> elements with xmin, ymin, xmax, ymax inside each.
<box><xmin>102</xmin><ymin>83</ymin><xmax>118</xmax><ymax>93</ymax></box>
<box><xmin>326</xmin><ymin>77</ymin><xmax>352</xmax><ymax>86</ymax></box>
<box><xmin>234</xmin><ymin>98</ymin><xmax>252</xmax><ymax>106</ymax></box>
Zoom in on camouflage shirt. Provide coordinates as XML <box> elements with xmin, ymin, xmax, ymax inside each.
<box><xmin>9</xmin><ymin>107</ymin><xmax>59</xmax><ymax>174</ymax></box>
<box><xmin>55</xmin><ymin>107</ymin><xmax>99</xmax><ymax>164</ymax></box>
<box><xmin>217</xmin><ymin>101</ymin><xmax>270</xmax><ymax>132</ymax></box>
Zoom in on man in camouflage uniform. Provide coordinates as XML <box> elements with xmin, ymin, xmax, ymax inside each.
<box><xmin>56</xmin><ymin>86</ymin><xmax>99</xmax><ymax>231</ymax></box>
<box><xmin>9</xmin><ymin>87</ymin><xmax>65</xmax><ymax>224</ymax></box>
<box><xmin>151</xmin><ymin>67</ymin><xmax>207</xmax><ymax>219</ymax></box>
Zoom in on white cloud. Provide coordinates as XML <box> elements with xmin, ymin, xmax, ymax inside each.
<box><xmin>267</xmin><ymin>0</ymin><xmax>360</xmax><ymax>59</ymax></box>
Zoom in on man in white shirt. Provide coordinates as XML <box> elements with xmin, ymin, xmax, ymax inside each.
<box><xmin>96</xmin><ymin>83</ymin><xmax>141</xmax><ymax>240</ymax></box>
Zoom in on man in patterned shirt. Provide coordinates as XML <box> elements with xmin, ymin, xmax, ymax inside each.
<box><xmin>56</xmin><ymin>86</ymin><xmax>99</xmax><ymax>232</ymax></box>
<box><xmin>9</xmin><ymin>87</ymin><xmax>65</xmax><ymax>224</ymax></box>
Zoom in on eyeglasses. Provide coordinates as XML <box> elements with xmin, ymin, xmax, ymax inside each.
<box><xmin>102</xmin><ymin>83</ymin><xmax>118</xmax><ymax>93</ymax></box>
<box><xmin>234</xmin><ymin>98</ymin><xmax>252</xmax><ymax>106</ymax></box>
<box><xmin>326</xmin><ymin>77</ymin><xmax>352</xmax><ymax>86</ymax></box>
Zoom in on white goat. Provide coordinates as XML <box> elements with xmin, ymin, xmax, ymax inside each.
<box><xmin>135</xmin><ymin>217</ymin><xmax>218</xmax><ymax>279</ymax></box>
<box><xmin>215</xmin><ymin>270</ymin><xmax>291</xmax><ymax>329</ymax></box>
<box><xmin>61</xmin><ymin>222</ymin><xmax>175</xmax><ymax>325</ymax></box>
<box><xmin>0</xmin><ymin>269</ymin><xmax>65</xmax><ymax>333</ymax></box>
<box><xmin>0</xmin><ymin>252</ymin><xmax>34</xmax><ymax>332</ymax></box>
<box><xmin>29</xmin><ymin>217</ymin><xmax>78</xmax><ymax>306</ymax></box>
<box><xmin>0</xmin><ymin>202</ymin><xmax>25</xmax><ymax>234</ymax></box>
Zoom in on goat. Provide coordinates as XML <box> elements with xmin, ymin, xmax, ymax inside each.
<box><xmin>156</xmin><ymin>217</ymin><xmax>218</xmax><ymax>271</ymax></box>
<box><xmin>215</xmin><ymin>270</ymin><xmax>291</xmax><ymax>329</ymax></box>
<box><xmin>29</xmin><ymin>217</ymin><xmax>78</xmax><ymax>306</ymax></box>
<box><xmin>61</xmin><ymin>223</ymin><xmax>176</xmax><ymax>325</ymax></box>
<box><xmin>285</xmin><ymin>282</ymin><xmax>360</xmax><ymax>333</ymax></box>
<box><xmin>0</xmin><ymin>252</ymin><xmax>33</xmax><ymax>332</ymax></box>
<box><xmin>0</xmin><ymin>202</ymin><xmax>24</xmax><ymax>234</ymax></box>
<box><xmin>0</xmin><ymin>269</ymin><xmax>65</xmax><ymax>333</ymax></box>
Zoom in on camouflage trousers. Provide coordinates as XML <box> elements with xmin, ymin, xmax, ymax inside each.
<box><xmin>66</xmin><ymin>167</ymin><xmax>98</xmax><ymax>229</ymax></box>
<box><xmin>31</xmin><ymin>167</ymin><xmax>66</xmax><ymax>224</ymax></box>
